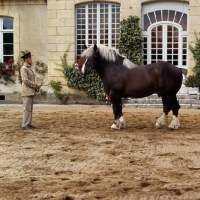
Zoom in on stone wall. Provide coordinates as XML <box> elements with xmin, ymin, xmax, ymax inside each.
<box><xmin>0</xmin><ymin>92</ymin><xmax>106</xmax><ymax>105</ymax></box>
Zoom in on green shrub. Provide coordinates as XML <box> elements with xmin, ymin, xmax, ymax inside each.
<box><xmin>61</xmin><ymin>48</ymin><xmax>106</xmax><ymax>101</ymax></box>
<box><xmin>117</xmin><ymin>15</ymin><xmax>143</xmax><ymax>65</ymax></box>
<box><xmin>185</xmin><ymin>31</ymin><xmax>200</xmax><ymax>88</ymax></box>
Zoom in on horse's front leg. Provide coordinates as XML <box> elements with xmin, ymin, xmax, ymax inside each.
<box><xmin>110</xmin><ymin>97</ymin><xmax>126</xmax><ymax>130</ymax></box>
<box><xmin>155</xmin><ymin>95</ymin><xmax>169</xmax><ymax>129</ymax></box>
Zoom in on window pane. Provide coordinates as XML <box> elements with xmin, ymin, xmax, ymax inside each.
<box><xmin>173</xmin><ymin>55</ymin><xmax>178</xmax><ymax>59</ymax></box>
<box><xmin>155</xmin><ymin>10</ymin><xmax>161</xmax><ymax>21</ymax></box>
<box><xmin>174</xmin><ymin>11</ymin><xmax>182</xmax><ymax>23</ymax></box>
<box><xmin>169</xmin><ymin>10</ymin><xmax>175</xmax><ymax>21</ymax></box>
<box><xmin>143</xmin><ymin>14</ymin><xmax>150</xmax><ymax>31</ymax></box>
<box><xmin>182</xmin><ymin>61</ymin><xmax>186</xmax><ymax>65</ymax></box>
<box><xmin>183</xmin><ymin>49</ymin><xmax>187</xmax><ymax>54</ymax></box>
<box><xmin>167</xmin><ymin>55</ymin><xmax>172</xmax><ymax>60</ymax></box>
<box><xmin>182</xmin><ymin>55</ymin><xmax>186</xmax><ymax>60</ymax></box>
<box><xmin>3</xmin><ymin>44</ymin><xmax>13</xmax><ymax>55</ymax></box>
<box><xmin>3</xmin><ymin>33</ymin><xmax>13</xmax><ymax>43</ymax></box>
<box><xmin>148</xmin><ymin>12</ymin><xmax>156</xmax><ymax>24</ymax></box>
<box><xmin>167</xmin><ymin>43</ymin><xmax>172</xmax><ymax>48</ymax></box>
<box><xmin>173</xmin><ymin>61</ymin><xmax>178</xmax><ymax>65</ymax></box>
<box><xmin>3</xmin><ymin>18</ymin><xmax>13</xmax><ymax>29</ymax></box>
<box><xmin>3</xmin><ymin>56</ymin><xmax>13</xmax><ymax>62</ymax></box>
<box><xmin>180</xmin><ymin>13</ymin><xmax>187</xmax><ymax>31</ymax></box>
<box><xmin>163</xmin><ymin>10</ymin><xmax>168</xmax><ymax>21</ymax></box>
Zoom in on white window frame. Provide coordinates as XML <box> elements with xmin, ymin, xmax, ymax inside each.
<box><xmin>143</xmin><ymin>22</ymin><xmax>187</xmax><ymax>67</ymax></box>
<box><xmin>76</xmin><ymin>3</ymin><xmax>120</xmax><ymax>58</ymax></box>
<box><xmin>0</xmin><ymin>17</ymin><xmax>14</xmax><ymax>63</ymax></box>
<box><xmin>142</xmin><ymin>2</ymin><xmax>188</xmax><ymax>69</ymax></box>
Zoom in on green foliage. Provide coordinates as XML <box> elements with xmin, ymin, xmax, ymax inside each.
<box><xmin>185</xmin><ymin>31</ymin><xmax>200</xmax><ymax>88</ymax></box>
<box><xmin>184</xmin><ymin>75</ymin><xmax>198</xmax><ymax>88</ymax></box>
<box><xmin>35</xmin><ymin>61</ymin><xmax>48</xmax><ymax>75</ymax></box>
<box><xmin>61</xmin><ymin>48</ymin><xmax>106</xmax><ymax>101</ymax></box>
<box><xmin>117</xmin><ymin>16</ymin><xmax>143</xmax><ymax>65</ymax></box>
<box><xmin>49</xmin><ymin>80</ymin><xmax>69</xmax><ymax>103</ymax></box>
<box><xmin>39</xmin><ymin>89</ymin><xmax>47</xmax><ymax>95</ymax></box>
<box><xmin>0</xmin><ymin>60</ymin><xmax>15</xmax><ymax>85</ymax></box>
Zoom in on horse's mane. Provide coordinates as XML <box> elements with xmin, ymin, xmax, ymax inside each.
<box><xmin>81</xmin><ymin>44</ymin><xmax>137</xmax><ymax>68</ymax></box>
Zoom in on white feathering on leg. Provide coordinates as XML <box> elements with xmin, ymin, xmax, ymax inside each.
<box><xmin>119</xmin><ymin>116</ymin><xmax>126</xmax><ymax>128</ymax></box>
<box><xmin>155</xmin><ymin>112</ymin><xmax>167</xmax><ymax>129</ymax></box>
<box><xmin>168</xmin><ymin>115</ymin><xmax>180</xmax><ymax>130</ymax></box>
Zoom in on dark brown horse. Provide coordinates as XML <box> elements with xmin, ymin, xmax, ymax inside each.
<box><xmin>81</xmin><ymin>44</ymin><xmax>183</xmax><ymax>130</ymax></box>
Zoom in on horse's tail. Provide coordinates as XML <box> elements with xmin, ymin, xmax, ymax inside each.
<box><xmin>180</xmin><ymin>68</ymin><xmax>187</xmax><ymax>76</ymax></box>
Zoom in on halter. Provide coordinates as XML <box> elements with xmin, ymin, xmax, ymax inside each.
<box><xmin>88</xmin><ymin>65</ymin><xmax>94</xmax><ymax>73</ymax></box>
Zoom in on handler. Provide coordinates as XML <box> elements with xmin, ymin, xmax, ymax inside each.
<box><xmin>21</xmin><ymin>52</ymin><xmax>41</xmax><ymax>130</ymax></box>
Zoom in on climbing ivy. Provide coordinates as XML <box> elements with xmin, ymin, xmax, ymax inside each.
<box><xmin>117</xmin><ymin>15</ymin><xmax>143</xmax><ymax>65</ymax></box>
<box><xmin>49</xmin><ymin>80</ymin><xmax>69</xmax><ymax>103</ymax></box>
<box><xmin>61</xmin><ymin>47</ymin><xmax>106</xmax><ymax>100</ymax></box>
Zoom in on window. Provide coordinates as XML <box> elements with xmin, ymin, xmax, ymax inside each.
<box><xmin>142</xmin><ymin>8</ymin><xmax>188</xmax><ymax>68</ymax></box>
<box><xmin>0</xmin><ymin>17</ymin><xmax>14</xmax><ymax>63</ymax></box>
<box><xmin>76</xmin><ymin>3</ymin><xmax>120</xmax><ymax>58</ymax></box>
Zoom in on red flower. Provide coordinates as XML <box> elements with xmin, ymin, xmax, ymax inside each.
<box><xmin>74</xmin><ymin>56</ymin><xmax>85</xmax><ymax>68</ymax></box>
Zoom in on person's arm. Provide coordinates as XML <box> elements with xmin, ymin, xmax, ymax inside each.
<box><xmin>21</xmin><ymin>67</ymin><xmax>41</xmax><ymax>89</ymax></box>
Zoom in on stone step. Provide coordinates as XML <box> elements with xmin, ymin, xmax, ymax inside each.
<box><xmin>124</xmin><ymin>94</ymin><xmax>200</xmax><ymax>109</ymax></box>
<box><xmin>124</xmin><ymin>103</ymin><xmax>200</xmax><ymax>109</ymax></box>
<box><xmin>127</xmin><ymin>94</ymin><xmax>198</xmax><ymax>100</ymax></box>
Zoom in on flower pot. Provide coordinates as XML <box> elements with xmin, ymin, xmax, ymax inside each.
<box><xmin>189</xmin><ymin>87</ymin><xmax>199</xmax><ymax>95</ymax></box>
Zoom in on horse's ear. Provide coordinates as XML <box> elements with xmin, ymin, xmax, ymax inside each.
<box><xmin>94</xmin><ymin>44</ymin><xmax>97</xmax><ymax>52</ymax></box>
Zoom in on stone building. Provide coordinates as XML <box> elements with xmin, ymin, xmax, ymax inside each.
<box><xmin>0</xmin><ymin>0</ymin><xmax>199</xmax><ymax>102</ymax></box>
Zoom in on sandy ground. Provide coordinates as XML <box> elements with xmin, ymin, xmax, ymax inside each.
<box><xmin>0</xmin><ymin>104</ymin><xmax>200</xmax><ymax>200</ymax></box>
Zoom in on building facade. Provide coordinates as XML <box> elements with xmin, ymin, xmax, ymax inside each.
<box><xmin>0</xmin><ymin>0</ymin><xmax>199</xmax><ymax>100</ymax></box>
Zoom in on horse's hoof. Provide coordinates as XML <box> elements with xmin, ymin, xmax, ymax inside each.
<box><xmin>111</xmin><ymin>123</ymin><xmax>120</xmax><ymax>130</ymax></box>
<box><xmin>154</xmin><ymin>123</ymin><xmax>161</xmax><ymax>129</ymax></box>
<box><xmin>167</xmin><ymin>127</ymin><xmax>174</xmax><ymax>131</ymax></box>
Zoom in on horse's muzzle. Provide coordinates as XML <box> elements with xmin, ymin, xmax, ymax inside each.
<box><xmin>83</xmin><ymin>67</ymin><xmax>93</xmax><ymax>75</ymax></box>
<box><xmin>84</xmin><ymin>68</ymin><xmax>91</xmax><ymax>75</ymax></box>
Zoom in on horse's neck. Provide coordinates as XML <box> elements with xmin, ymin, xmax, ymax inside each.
<box><xmin>95</xmin><ymin>60</ymin><xmax>107</xmax><ymax>77</ymax></box>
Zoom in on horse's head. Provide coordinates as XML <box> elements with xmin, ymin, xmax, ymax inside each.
<box><xmin>81</xmin><ymin>44</ymin><xmax>99</xmax><ymax>75</ymax></box>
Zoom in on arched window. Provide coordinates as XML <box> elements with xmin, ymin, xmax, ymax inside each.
<box><xmin>142</xmin><ymin>2</ymin><xmax>188</xmax><ymax>69</ymax></box>
<box><xmin>0</xmin><ymin>17</ymin><xmax>14</xmax><ymax>63</ymax></box>
<box><xmin>76</xmin><ymin>3</ymin><xmax>120</xmax><ymax>58</ymax></box>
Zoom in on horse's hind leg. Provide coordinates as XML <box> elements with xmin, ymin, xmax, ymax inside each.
<box><xmin>155</xmin><ymin>95</ymin><xmax>170</xmax><ymax>129</ymax></box>
<box><xmin>110</xmin><ymin>95</ymin><xmax>125</xmax><ymax>130</ymax></box>
<box><xmin>167</xmin><ymin>95</ymin><xmax>180</xmax><ymax>130</ymax></box>
<box><xmin>168</xmin><ymin>95</ymin><xmax>180</xmax><ymax>131</ymax></box>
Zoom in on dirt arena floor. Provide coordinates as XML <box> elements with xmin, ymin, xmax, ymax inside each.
<box><xmin>0</xmin><ymin>104</ymin><xmax>200</xmax><ymax>200</ymax></box>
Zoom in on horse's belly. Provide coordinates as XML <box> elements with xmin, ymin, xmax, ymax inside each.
<box><xmin>125</xmin><ymin>87</ymin><xmax>156</xmax><ymax>98</ymax></box>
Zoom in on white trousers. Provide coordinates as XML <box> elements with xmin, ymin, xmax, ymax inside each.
<box><xmin>22</xmin><ymin>96</ymin><xmax>34</xmax><ymax>127</ymax></box>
